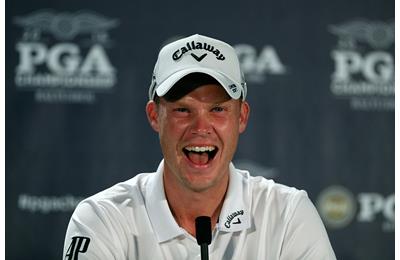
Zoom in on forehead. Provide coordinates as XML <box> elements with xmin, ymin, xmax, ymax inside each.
<box><xmin>159</xmin><ymin>84</ymin><xmax>231</xmax><ymax>105</ymax></box>
<box><xmin>161</xmin><ymin>73</ymin><xmax>227</xmax><ymax>102</ymax></box>
<box><xmin>177</xmin><ymin>84</ymin><xmax>231</xmax><ymax>103</ymax></box>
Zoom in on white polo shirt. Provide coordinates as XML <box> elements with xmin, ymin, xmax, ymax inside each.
<box><xmin>63</xmin><ymin>161</ymin><xmax>336</xmax><ymax>260</ymax></box>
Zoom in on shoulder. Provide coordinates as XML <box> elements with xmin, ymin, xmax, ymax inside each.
<box><xmin>250</xmin><ymin>175</ymin><xmax>306</xmax><ymax>201</ymax></box>
<box><xmin>239</xmin><ymin>170</ymin><xmax>309</xmax><ymax>220</ymax></box>
<box><xmin>242</xmin><ymin>168</ymin><xmax>307</xmax><ymax>202</ymax></box>
<box><xmin>72</xmin><ymin>172</ymin><xmax>152</xmax><ymax>221</ymax></box>
<box><xmin>237</xmin><ymin>170</ymin><xmax>336</xmax><ymax>259</ymax></box>
<box><xmin>64</xmin><ymin>172</ymin><xmax>159</xmax><ymax>259</ymax></box>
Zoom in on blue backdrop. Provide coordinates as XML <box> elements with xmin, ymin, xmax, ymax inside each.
<box><xmin>6</xmin><ymin>0</ymin><xmax>394</xmax><ymax>259</ymax></box>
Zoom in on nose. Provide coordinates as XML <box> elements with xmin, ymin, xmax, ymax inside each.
<box><xmin>191</xmin><ymin>112</ymin><xmax>212</xmax><ymax>136</ymax></box>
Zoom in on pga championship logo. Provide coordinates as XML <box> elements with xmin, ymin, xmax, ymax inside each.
<box><xmin>329</xmin><ymin>19</ymin><xmax>394</xmax><ymax>111</ymax></box>
<box><xmin>13</xmin><ymin>9</ymin><xmax>119</xmax><ymax>103</ymax></box>
<box><xmin>234</xmin><ymin>44</ymin><xmax>287</xmax><ymax>84</ymax></box>
<box><xmin>317</xmin><ymin>186</ymin><xmax>394</xmax><ymax>232</ymax></box>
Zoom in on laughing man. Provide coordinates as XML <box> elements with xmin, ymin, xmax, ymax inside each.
<box><xmin>63</xmin><ymin>34</ymin><xmax>336</xmax><ymax>260</ymax></box>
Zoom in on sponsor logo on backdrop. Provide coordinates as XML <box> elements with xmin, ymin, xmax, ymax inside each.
<box><xmin>329</xmin><ymin>19</ymin><xmax>394</xmax><ymax>111</ymax></box>
<box><xmin>316</xmin><ymin>186</ymin><xmax>394</xmax><ymax>232</ymax></box>
<box><xmin>13</xmin><ymin>9</ymin><xmax>119</xmax><ymax>103</ymax></box>
<box><xmin>18</xmin><ymin>194</ymin><xmax>84</xmax><ymax>213</ymax></box>
<box><xmin>316</xmin><ymin>186</ymin><xmax>357</xmax><ymax>229</ymax></box>
<box><xmin>234</xmin><ymin>44</ymin><xmax>287</xmax><ymax>84</ymax></box>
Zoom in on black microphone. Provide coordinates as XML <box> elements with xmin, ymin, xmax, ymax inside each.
<box><xmin>195</xmin><ymin>216</ymin><xmax>212</xmax><ymax>260</ymax></box>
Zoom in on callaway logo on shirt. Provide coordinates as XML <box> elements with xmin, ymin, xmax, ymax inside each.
<box><xmin>224</xmin><ymin>210</ymin><xmax>244</xmax><ymax>228</ymax></box>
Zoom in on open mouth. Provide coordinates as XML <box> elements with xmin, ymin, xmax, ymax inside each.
<box><xmin>183</xmin><ymin>146</ymin><xmax>218</xmax><ymax>166</ymax></box>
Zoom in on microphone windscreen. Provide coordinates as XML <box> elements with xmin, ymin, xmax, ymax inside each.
<box><xmin>195</xmin><ymin>216</ymin><xmax>212</xmax><ymax>245</ymax></box>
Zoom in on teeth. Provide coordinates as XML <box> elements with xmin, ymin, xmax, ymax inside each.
<box><xmin>185</xmin><ymin>146</ymin><xmax>216</xmax><ymax>152</ymax></box>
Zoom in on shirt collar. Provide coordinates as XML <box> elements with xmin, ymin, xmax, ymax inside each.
<box><xmin>217</xmin><ymin>163</ymin><xmax>251</xmax><ymax>232</ymax></box>
<box><xmin>145</xmin><ymin>160</ymin><xmax>184</xmax><ymax>243</ymax></box>
<box><xmin>145</xmin><ymin>160</ymin><xmax>251</xmax><ymax>243</ymax></box>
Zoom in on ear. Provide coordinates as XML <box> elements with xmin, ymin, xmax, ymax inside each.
<box><xmin>238</xmin><ymin>101</ymin><xmax>250</xmax><ymax>134</ymax></box>
<box><xmin>146</xmin><ymin>101</ymin><xmax>160</xmax><ymax>132</ymax></box>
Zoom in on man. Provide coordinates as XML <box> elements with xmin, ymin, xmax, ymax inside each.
<box><xmin>63</xmin><ymin>34</ymin><xmax>336</xmax><ymax>259</ymax></box>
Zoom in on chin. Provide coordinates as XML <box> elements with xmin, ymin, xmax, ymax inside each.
<box><xmin>186</xmin><ymin>181</ymin><xmax>216</xmax><ymax>193</ymax></box>
<box><xmin>184</xmin><ymin>171</ymin><xmax>224</xmax><ymax>192</ymax></box>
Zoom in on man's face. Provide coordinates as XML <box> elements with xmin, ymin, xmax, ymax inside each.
<box><xmin>146</xmin><ymin>84</ymin><xmax>250</xmax><ymax>193</ymax></box>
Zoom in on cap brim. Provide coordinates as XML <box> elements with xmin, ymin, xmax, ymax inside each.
<box><xmin>155</xmin><ymin>68</ymin><xmax>243</xmax><ymax>100</ymax></box>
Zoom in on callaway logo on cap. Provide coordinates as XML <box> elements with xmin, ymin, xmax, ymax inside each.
<box><xmin>149</xmin><ymin>34</ymin><xmax>247</xmax><ymax>101</ymax></box>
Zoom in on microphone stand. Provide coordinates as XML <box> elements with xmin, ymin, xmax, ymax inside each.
<box><xmin>200</xmin><ymin>243</ymin><xmax>209</xmax><ymax>260</ymax></box>
<box><xmin>195</xmin><ymin>216</ymin><xmax>212</xmax><ymax>260</ymax></box>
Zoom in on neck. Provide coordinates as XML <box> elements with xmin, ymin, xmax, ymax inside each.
<box><xmin>163</xmin><ymin>172</ymin><xmax>229</xmax><ymax>237</ymax></box>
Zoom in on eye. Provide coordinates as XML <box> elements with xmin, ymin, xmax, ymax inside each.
<box><xmin>173</xmin><ymin>107</ymin><xmax>189</xmax><ymax>113</ymax></box>
<box><xmin>211</xmin><ymin>106</ymin><xmax>225</xmax><ymax>112</ymax></box>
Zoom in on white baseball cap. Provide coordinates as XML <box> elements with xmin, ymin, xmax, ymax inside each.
<box><xmin>149</xmin><ymin>34</ymin><xmax>247</xmax><ymax>101</ymax></box>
